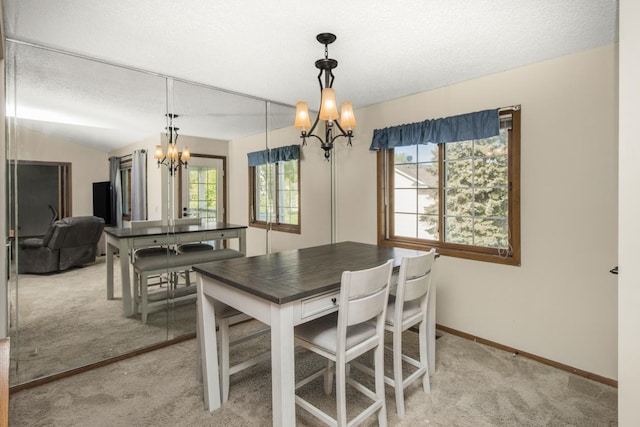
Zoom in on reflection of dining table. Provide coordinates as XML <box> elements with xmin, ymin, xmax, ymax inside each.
<box><xmin>104</xmin><ymin>222</ymin><xmax>247</xmax><ymax>317</ymax></box>
<box><xmin>194</xmin><ymin>241</ymin><xmax>435</xmax><ymax>426</ymax></box>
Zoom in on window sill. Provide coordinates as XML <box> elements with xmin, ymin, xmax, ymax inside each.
<box><xmin>249</xmin><ymin>222</ymin><xmax>301</xmax><ymax>235</ymax></box>
<box><xmin>379</xmin><ymin>238</ymin><xmax>520</xmax><ymax>266</ymax></box>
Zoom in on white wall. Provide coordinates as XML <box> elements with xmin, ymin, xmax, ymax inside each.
<box><xmin>618</xmin><ymin>0</ymin><xmax>639</xmax><ymax>422</ymax></box>
<box><xmin>228</xmin><ymin>125</ymin><xmax>332</xmax><ymax>257</ymax></box>
<box><xmin>337</xmin><ymin>45</ymin><xmax>618</xmax><ymax>380</ymax></box>
<box><xmin>14</xmin><ymin>127</ymin><xmax>110</xmax><ymax>216</ymax></box>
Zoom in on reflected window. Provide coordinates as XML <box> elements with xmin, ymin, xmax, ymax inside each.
<box><xmin>120</xmin><ymin>159</ymin><xmax>132</xmax><ymax>221</ymax></box>
<box><xmin>249</xmin><ymin>159</ymin><xmax>300</xmax><ymax>233</ymax></box>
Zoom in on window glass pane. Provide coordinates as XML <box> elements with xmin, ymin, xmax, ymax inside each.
<box><xmin>445</xmin><ymin>140</ymin><xmax>473</xmax><ymax>160</ymax></box>
<box><xmin>444</xmin><ymin>216</ymin><xmax>473</xmax><ymax>245</ymax></box>
<box><xmin>394</xmin><ymin>146</ymin><xmax>417</xmax><ymax>164</ymax></box>
<box><xmin>417</xmin><ymin>144</ymin><xmax>438</xmax><ymax>162</ymax></box>
<box><xmin>394</xmin><ymin>189</ymin><xmax>417</xmax><ymax>213</ymax></box>
<box><xmin>473</xmin><ymin>157</ymin><xmax>508</xmax><ymax>187</ymax></box>
<box><xmin>393</xmin><ymin>213</ymin><xmax>418</xmax><ymax>238</ymax></box>
<box><xmin>474</xmin><ymin>218</ymin><xmax>508</xmax><ymax>248</ymax></box>
<box><xmin>418</xmin><ymin>214</ymin><xmax>438</xmax><ymax>240</ymax></box>
<box><xmin>276</xmin><ymin>160</ymin><xmax>299</xmax><ymax>226</ymax></box>
<box><xmin>395</xmin><ymin>163</ymin><xmax>417</xmax><ymax>187</ymax></box>
<box><xmin>445</xmin><ymin>188</ymin><xmax>473</xmax><ymax>216</ymax></box>
<box><xmin>473</xmin><ymin>187</ymin><xmax>508</xmax><ymax>217</ymax></box>
<box><xmin>474</xmin><ymin>135</ymin><xmax>506</xmax><ymax>157</ymax></box>
<box><xmin>444</xmin><ymin>158</ymin><xmax>473</xmax><ymax>187</ymax></box>
<box><xmin>255</xmin><ymin>164</ymin><xmax>272</xmax><ymax>222</ymax></box>
<box><xmin>418</xmin><ymin>188</ymin><xmax>438</xmax><ymax>216</ymax></box>
<box><xmin>416</xmin><ymin>162</ymin><xmax>438</xmax><ymax>188</ymax></box>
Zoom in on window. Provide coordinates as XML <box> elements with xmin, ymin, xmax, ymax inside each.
<box><xmin>249</xmin><ymin>159</ymin><xmax>300</xmax><ymax>233</ymax></box>
<box><xmin>120</xmin><ymin>159</ymin><xmax>132</xmax><ymax>221</ymax></box>
<box><xmin>378</xmin><ymin>108</ymin><xmax>520</xmax><ymax>265</ymax></box>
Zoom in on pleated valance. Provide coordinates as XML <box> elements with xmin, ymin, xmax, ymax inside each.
<box><xmin>370</xmin><ymin>109</ymin><xmax>500</xmax><ymax>150</ymax></box>
<box><xmin>247</xmin><ymin>144</ymin><xmax>300</xmax><ymax>167</ymax></box>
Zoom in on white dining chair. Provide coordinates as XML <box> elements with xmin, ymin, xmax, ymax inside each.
<box><xmin>294</xmin><ymin>259</ymin><xmax>394</xmax><ymax>427</ymax></box>
<box><xmin>353</xmin><ymin>249</ymin><xmax>436</xmax><ymax>419</ymax></box>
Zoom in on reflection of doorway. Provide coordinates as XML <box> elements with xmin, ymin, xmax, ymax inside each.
<box><xmin>9</xmin><ymin>161</ymin><xmax>72</xmax><ymax>238</ymax></box>
<box><xmin>178</xmin><ymin>155</ymin><xmax>225</xmax><ymax>222</ymax></box>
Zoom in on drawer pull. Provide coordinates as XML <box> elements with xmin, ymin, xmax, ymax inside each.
<box><xmin>331</xmin><ymin>297</ymin><xmax>337</xmax><ymax>305</ymax></box>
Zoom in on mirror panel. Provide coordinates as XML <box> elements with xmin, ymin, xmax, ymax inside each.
<box><xmin>6</xmin><ymin>41</ymin><xmax>173</xmax><ymax>385</ymax></box>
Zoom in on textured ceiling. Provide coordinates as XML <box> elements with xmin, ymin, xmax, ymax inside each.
<box><xmin>2</xmin><ymin>0</ymin><xmax>619</xmax><ymax>150</ymax></box>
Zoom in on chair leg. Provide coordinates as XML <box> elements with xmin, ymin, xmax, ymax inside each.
<box><xmin>133</xmin><ymin>272</ymin><xmax>140</xmax><ymax>315</ymax></box>
<box><xmin>336</xmin><ymin>359</ymin><xmax>348</xmax><ymax>427</ymax></box>
<box><xmin>219</xmin><ymin>317</ymin><xmax>231</xmax><ymax>402</ymax></box>
<box><xmin>375</xmin><ymin>341</ymin><xmax>388</xmax><ymax>427</ymax></box>
<box><xmin>141</xmin><ymin>271</ymin><xmax>149</xmax><ymax>324</ymax></box>
<box><xmin>393</xmin><ymin>328</ymin><xmax>406</xmax><ymax>419</ymax></box>
<box><xmin>185</xmin><ymin>269</ymin><xmax>191</xmax><ymax>286</ymax></box>
<box><xmin>419</xmin><ymin>321</ymin><xmax>431</xmax><ymax>393</ymax></box>
<box><xmin>323</xmin><ymin>359</ymin><xmax>333</xmax><ymax>395</ymax></box>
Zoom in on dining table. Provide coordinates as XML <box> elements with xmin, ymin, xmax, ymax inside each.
<box><xmin>104</xmin><ymin>222</ymin><xmax>247</xmax><ymax>317</ymax></box>
<box><xmin>194</xmin><ymin>241</ymin><xmax>436</xmax><ymax>426</ymax></box>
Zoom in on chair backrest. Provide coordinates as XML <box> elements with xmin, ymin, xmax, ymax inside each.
<box><xmin>337</xmin><ymin>259</ymin><xmax>394</xmax><ymax>349</ymax></box>
<box><xmin>130</xmin><ymin>219</ymin><xmax>164</xmax><ymax>229</ymax></box>
<box><xmin>170</xmin><ymin>217</ymin><xmax>201</xmax><ymax>226</ymax></box>
<box><xmin>394</xmin><ymin>249</ymin><xmax>436</xmax><ymax>320</ymax></box>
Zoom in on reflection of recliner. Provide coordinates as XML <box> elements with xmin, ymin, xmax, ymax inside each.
<box><xmin>18</xmin><ymin>216</ymin><xmax>105</xmax><ymax>274</ymax></box>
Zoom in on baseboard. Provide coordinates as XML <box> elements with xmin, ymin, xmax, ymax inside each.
<box><xmin>436</xmin><ymin>324</ymin><xmax>618</xmax><ymax>388</ymax></box>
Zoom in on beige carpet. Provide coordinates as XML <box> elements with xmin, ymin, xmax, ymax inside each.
<box><xmin>9</xmin><ymin>255</ymin><xmax>197</xmax><ymax>385</ymax></box>
<box><xmin>8</xmin><ymin>322</ymin><xmax>618</xmax><ymax>427</ymax></box>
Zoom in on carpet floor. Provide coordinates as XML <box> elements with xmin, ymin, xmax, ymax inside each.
<box><xmin>8</xmin><ymin>322</ymin><xmax>618</xmax><ymax>426</ymax></box>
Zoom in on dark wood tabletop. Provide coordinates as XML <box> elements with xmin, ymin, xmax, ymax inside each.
<box><xmin>193</xmin><ymin>241</ymin><xmax>427</xmax><ymax>305</ymax></box>
<box><xmin>103</xmin><ymin>222</ymin><xmax>247</xmax><ymax>238</ymax></box>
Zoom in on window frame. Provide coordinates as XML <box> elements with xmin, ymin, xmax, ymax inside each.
<box><xmin>377</xmin><ymin>108</ymin><xmax>521</xmax><ymax>265</ymax></box>
<box><xmin>249</xmin><ymin>159</ymin><xmax>301</xmax><ymax>234</ymax></box>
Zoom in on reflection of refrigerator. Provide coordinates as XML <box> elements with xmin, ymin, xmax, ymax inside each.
<box><xmin>92</xmin><ymin>181</ymin><xmax>113</xmax><ymax>226</ymax></box>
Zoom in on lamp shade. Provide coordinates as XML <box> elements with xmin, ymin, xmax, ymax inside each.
<box><xmin>319</xmin><ymin>88</ymin><xmax>339</xmax><ymax>121</ymax></box>
<box><xmin>154</xmin><ymin>145</ymin><xmax>163</xmax><ymax>160</ymax></box>
<box><xmin>294</xmin><ymin>102</ymin><xmax>311</xmax><ymax>130</ymax></box>
<box><xmin>181</xmin><ymin>147</ymin><xmax>191</xmax><ymax>162</ymax></box>
<box><xmin>339</xmin><ymin>102</ymin><xmax>357</xmax><ymax>130</ymax></box>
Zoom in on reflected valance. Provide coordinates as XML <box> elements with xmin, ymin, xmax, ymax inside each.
<box><xmin>370</xmin><ymin>109</ymin><xmax>500</xmax><ymax>150</ymax></box>
<box><xmin>247</xmin><ymin>145</ymin><xmax>300</xmax><ymax>166</ymax></box>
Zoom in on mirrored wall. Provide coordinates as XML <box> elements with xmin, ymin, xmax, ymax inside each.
<box><xmin>5</xmin><ymin>40</ymin><xmax>295</xmax><ymax>386</ymax></box>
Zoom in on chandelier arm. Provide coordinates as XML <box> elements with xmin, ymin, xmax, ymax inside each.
<box><xmin>304</xmin><ymin>133</ymin><xmax>325</xmax><ymax>144</ymax></box>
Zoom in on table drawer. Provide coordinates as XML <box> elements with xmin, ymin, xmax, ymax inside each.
<box><xmin>132</xmin><ymin>236</ymin><xmax>165</xmax><ymax>247</ymax></box>
<box><xmin>205</xmin><ymin>230</ymin><xmax>239</xmax><ymax>240</ymax></box>
<box><xmin>300</xmin><ymin>291</ymin><xmax>339</xmax><ymax>320</ymax></box>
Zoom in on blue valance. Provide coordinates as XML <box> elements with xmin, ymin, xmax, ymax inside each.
<box><xmin>247</xmin><ymin>144</ymin><xmax>300</xmax><ymax>166</ymax></box>
<box><xmin>370</xmin><ymin>109</ymin><xmax>500</xmax><ymax>150</ymax></box>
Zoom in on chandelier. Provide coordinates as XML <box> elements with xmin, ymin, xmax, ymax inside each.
<box><xmin>154</xmin><ymin>113</ymin><xmax>190</xmax><ymax>175</ymax></box>
<box><xmin>294</xmin><ymin>33</ymin><xmax>357</xmax><ymax>160</ymax></box>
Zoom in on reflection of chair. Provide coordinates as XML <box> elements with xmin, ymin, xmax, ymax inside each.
<box><xmin>130</xmin><ymin>219</ymin><xmax>177</xmax><ymax>288</ymax></box>
<box><xmin>173</xmin><ymin>217</ymin><xmax>213</xmax><ymax>286</ymax></box>
<box><xmin>294</xmin><ymin>259</ymin><xmax>393</xmax><ymax>426</ymax></box>
<box><xmin>354</xmin><ymin>249</ymin><xmax>436</xmax><ymax>419</ymax></box>
<box><xmin>18</xmin><ymin>216</ymin><xmax>105</xmax><ymax>274</ymax></box>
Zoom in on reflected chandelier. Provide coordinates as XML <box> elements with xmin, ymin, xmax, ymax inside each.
<box><xmin>294</xmin><ymin>33</ymin><xmax>357</xmax><ymax>160</ymax></box>
<box><xmin>154</xmin><ymin>113</ymin><xmax>190</xmax><ymax>176</ymax></box>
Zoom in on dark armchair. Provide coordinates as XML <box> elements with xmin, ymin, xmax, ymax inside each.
<box><xmin>18</xmin><ymin>216</ymin><xmax>105</xmax><ymax>274</ymax></box>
